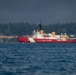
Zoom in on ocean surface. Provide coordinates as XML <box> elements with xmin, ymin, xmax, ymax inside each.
<box><xmin>0</xmin><ymin>43</ymin><xmax>76</xmax><ymax>75</ymax></box>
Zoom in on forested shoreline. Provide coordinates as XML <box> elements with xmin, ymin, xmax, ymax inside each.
<box><xmin>0</xmin><ymin>22</ymin><xmax>76</xmax><ymax>36</ymax></box>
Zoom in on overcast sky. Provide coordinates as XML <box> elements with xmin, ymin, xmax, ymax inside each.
<box><xmin>0</xmin><ymin>0</ymin><xmax>76</xmax><ymax>24</ymax></box>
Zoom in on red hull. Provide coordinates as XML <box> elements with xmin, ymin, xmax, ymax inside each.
<box><xmin>34</xmin><ymin>39</ymin><xmax>76</xmax><ymax>43</ymax></box>
<box><xmin>18</xmin><ymin>36</ymin><xmax>76</xmax><ymax>43</ymax></box>
<box><xmin>18</xmin><ymin>36</ymin><xmax>30</xmax><ymax>43</ymax></box>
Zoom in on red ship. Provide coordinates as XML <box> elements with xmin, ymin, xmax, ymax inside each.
<box><xmin>18</xmin><ymin>22</ymin><xmax>76</xmax><ymax>43</ymax></box>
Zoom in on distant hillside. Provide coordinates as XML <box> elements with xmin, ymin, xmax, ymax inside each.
<box><xmin>0</xmin><ymin>22</ymin><xmax>76</xmax><ymax>35</ymax></box>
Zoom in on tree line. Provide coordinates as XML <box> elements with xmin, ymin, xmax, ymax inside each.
<box><xmin>0</xmin><ymin>22</ymin><xmax>76</xmax><ymax>35</ymax></box>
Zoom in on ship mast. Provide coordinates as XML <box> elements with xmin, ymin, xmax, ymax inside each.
<box><xmin>39</xmin><ymin>20</ymin><xmax>42</xmax><ymax>30</ymax></box>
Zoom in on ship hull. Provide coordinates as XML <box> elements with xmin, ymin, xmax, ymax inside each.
<box><xmin>18</xmin><ymin>36</ymin><xmax>76</xmax><ymax>43</ymax></box>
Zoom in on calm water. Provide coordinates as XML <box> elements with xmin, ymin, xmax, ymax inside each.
<box><xmin>0</xmin><ymin>43</ymin><xmax>76</xmax><ymax>75</ymax></box>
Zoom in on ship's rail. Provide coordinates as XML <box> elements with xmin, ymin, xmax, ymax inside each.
<box><xmin>68</xmin><ymin>38</ymin><xmax>76</xmax><ymax>39</ymax></box>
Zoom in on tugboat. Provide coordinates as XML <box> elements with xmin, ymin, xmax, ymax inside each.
<box><xmin>18</xmin><ymin>21</ymin><xmax>76</xmax><ymax>43</ymax></box>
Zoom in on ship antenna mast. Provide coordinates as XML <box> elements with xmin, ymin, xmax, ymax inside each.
<box><xmin>39</xmin><ymin>20</ymin><xmax>42</xmax><ymax>30</ymax></box>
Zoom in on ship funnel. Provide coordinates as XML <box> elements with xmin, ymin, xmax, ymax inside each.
<box><xmin>39</xmin><ymin>20</ymin><xmax>42</xmax><ymax>30</ymax></box>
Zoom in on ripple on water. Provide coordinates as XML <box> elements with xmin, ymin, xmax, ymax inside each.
<box><xmin>0</xmin><ymin>43</ymin><xmax>76</xmax><ymax>75</ymax></box>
